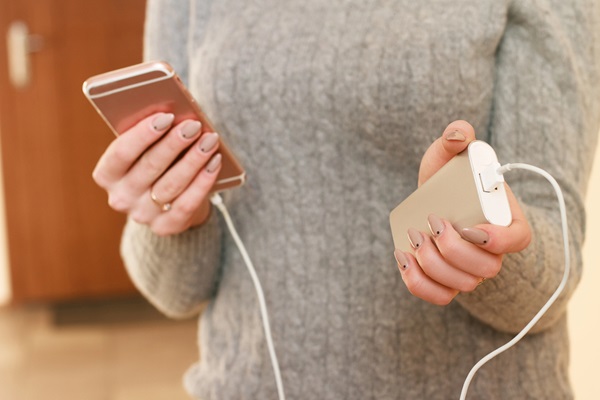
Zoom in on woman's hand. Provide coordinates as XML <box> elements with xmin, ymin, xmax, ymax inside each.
<box><xmin>92</xmin><ymin>112</ymin><xmax>222</xmax><ymax>236</ymax></box>
<box><xmin>394</xmin><ymin>120</ymin><xmax>532</xmax><ymax>305</ymax></box>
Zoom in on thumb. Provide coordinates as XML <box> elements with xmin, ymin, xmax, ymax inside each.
<box><xmin>418</xmin><ymin>120</ymin><xmax>477</xmax><ymax>186</ymax></box>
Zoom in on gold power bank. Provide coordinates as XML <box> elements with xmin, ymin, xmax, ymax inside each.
<box><xmin>390</xmin><ymin>141</ymin><xmax>512</xmax><ymax>253</ymax></box>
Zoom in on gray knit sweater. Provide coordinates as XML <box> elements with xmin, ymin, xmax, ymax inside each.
<box><xmin>121</xmin><ymin>1</ymin><xmax>600</xmax><ymax>399</ymax></box>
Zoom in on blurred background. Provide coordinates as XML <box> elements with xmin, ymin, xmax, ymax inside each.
<box><xmin>0</xmin><ymin>1</ymin><xmax>599</xmax><ymax>399</ymax></box>
<box><xmin>0</xmin><ymin>1</ymin><xmax>197</xmax><ymax>399</ymax></box>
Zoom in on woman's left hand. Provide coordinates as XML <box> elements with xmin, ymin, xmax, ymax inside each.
<box><xmin>394</xmin><ymin>120</ymin><xmax>532</xmax><ymax>305</ymax></box>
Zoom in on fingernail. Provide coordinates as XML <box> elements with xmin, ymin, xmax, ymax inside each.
<box><xmin>461</xmin><ymin>228</ymin><xmax>489</xmax><ymax>245</ymax></box>
<box><xmin>206</xmin><ymin>153</ymin><xmax>222</xmax><ymax>173</ymax></box>
<box><xmin>180</xmin><ymin>120</ymin><xmax>202</xmax><ymax>139</ymax></box>
<box><xmin>151</xmin><ymin>113</ymin><xmax>175</xmax><ymax>132</ymax></box>
<box><xmin>445</xmin><ymin>129</ymin><xmax>466</xmax><ymax>142</ymax></box>
<box><xmin>394</xmin><ymin>250</ymin><xmax>409</xmax><ymax>271</ymax></box>
<box><xmin>407</xmin><ymin>228</ymin><xmax>424</xmax><ymax>250</ymax></box>
<box><xmin>198</xmin><ymin>132</ymin><xmax>219</xmax><ymax>153</ymax></box>
<box><xmin>427</xmin><ymin>214</ymin><xmax>445</xmax><ymax>237</ymax></box>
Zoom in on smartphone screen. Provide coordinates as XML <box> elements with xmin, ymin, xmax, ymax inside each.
<box><xmin>83</xmin><ymin>61</ymin><xmax>245</xmax><ymax>192</ymax></box>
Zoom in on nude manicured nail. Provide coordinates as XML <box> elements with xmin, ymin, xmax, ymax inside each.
<box><xmin>461</xmin><ymin>228</ymin><xmax>489</xmax><ymax>245</ymax></box>
<box><xmin>199</xmin><ymin>132</ymin><xmax>219</xmax><ymax>153</ymax></box>
<box><xmin>427</xmin><ymin>214</ymin><xmax>445</xmax><ymax>237</ymax></box>
<box><xmin>445</xmin><ymin>129</ymin><xmax>466</xmax><ymax>142</ymax></box>
<box><xmin>206</xmin><ymin>153</ymin><xmax>222</xmax><ymax>173</ymax></box>
<box><xmin>180</xmin><ymin>120</ymin><xmax>202</xmax><ymax>139</ymax></box>
<box><xmin>394</xmin><ymin>250</ymin><xmax>409</xmax><ymax>271</ymax></box>
<box><xmin>407</xmin><ymin>228</ymin><xmax>424</xmax><ymax>250</ymax></box>
<box><xmin>151</xmin><ymin>113</ymin><xmax>175</xmax><ymax>132</ymax></box>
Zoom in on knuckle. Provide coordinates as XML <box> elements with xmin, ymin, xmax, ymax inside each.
<box><xmin>165</xmin><ymin>134</ymin><xmax>184</xmax><ymax>152</ymax></box>
<box><xmin>438</xmin><ymin>237</ymin><xmax>461</xmax><ymax>258</ymax></box>
<box><xmin>139</xmin><ymin>154</ymin><xmax>164</xmax><ymax>178</ymax></box>
<box><xmin>481</xmin><ymin>257</ymin><xmax>503</xmax><ymax>279</ymax></box>
<box><xmin>460</xmin><ymin>277</ymin><xmax>481</xmax><ymax>293</ymax></box>
<box><xmin>434</xmin><ymin>292</ymin><xmax>455</xmax><ymax>306</ymax></box>
<box><xmin>92</xmin><ymin>168</ymin><xmax>104</xmax><ymax>187</ymax></box>
<box><xmin>176</xmin><ymin>200</ymin><xmax>200</xmax><ymax>217</ymax></box>
<box><xmin>415</xmin><ymin>250</ymin><xmax>436</xmax><ymax>271</ymax></box>
<box><xmin>112</xmin><ymin>145</ymin><xmax>133</xmax><ymax>166</ymax></box>
<box><xmin>404</xmin><ymin>272</ymin><xmax>456</xmax><ymax>306</ymax></box>
<box><xmin>92</xmin><ymin>167</ymin><xmax>108</xmax><ymax>188</ymax></box>
<box><xmin>130</xmin><ymin>210</ymin><xmax>152</xmax><ymax>225</ymax></box>
<box><xmin>519</xmin><ymin>229</ymin><xmax>532</xmax><ymax>252</ymax></box>
<box><xmin>159</xmin><ymin>179</ymin><xmax>180</xmax><ymax>200</ymax></box>
<box><xmin>107</xmin><ymin>193</ymin><xmax>130</xmax><ymax>213</ymax></box>
<box><xmin>405</xmin><ymin>276</ymin><xmax>426</xmax><ymax>298</ymax></box>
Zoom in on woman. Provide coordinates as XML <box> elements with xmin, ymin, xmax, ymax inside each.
<box><xmin>93</xmin><ymin>0</ymin><xmax>600</xmax><ymax>398</ymax></box>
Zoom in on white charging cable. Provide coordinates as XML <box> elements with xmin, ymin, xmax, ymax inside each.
<box><xmin>210</xmin><ymin>193</ymin><xmax>286</xmax><ymax>400</ymax></box>
<box><xmin>459</xmin><ymin>163</ymin><xmax>570</xmax><ymax>400</ymax></box>
<box><xmin>208</xmin><ymin>162</ymin><xmax>567</xmax><ymax>400</ymax></box>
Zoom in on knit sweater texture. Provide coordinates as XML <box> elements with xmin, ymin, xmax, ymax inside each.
<box><xmin>121</xmin><ymin>0</ymin><xmax>600</xmax><ymax>399</ymax></box>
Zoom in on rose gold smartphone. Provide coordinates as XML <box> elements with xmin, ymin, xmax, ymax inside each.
<box><xmin>390</xmin><ymin>141</ymin><xmax>512</xmax><ymax>253</ymax></box>
<box><xmin>82</xmin><ymin>61</ymin><xmax>245</xmax><ymax>192</ymax></box>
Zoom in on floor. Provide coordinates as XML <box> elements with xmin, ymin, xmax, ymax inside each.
<box><xmin>0</xmin><ymin>297</ymin><xmax>199</xmax><ymax>400</ymax></box>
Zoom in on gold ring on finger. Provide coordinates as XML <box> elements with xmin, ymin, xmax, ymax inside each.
<box><xmin>150</xmin><ymin>190</ymin><xmax>172</xmax><ymax>212</ymax></box>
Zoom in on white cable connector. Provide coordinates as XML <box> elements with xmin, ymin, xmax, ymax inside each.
<box><xmin>459</xmin><ymin>163</ymin><xmax>570</xmax><ymax>400</ymax></box>
<box><xmin>479</xmin><ymin>161</ymin><xmax>505</xmax><ymax>192</ymax></box>
<box><xmin>210</xmin><ymin>193</ymin><xmax>286</xmax><ymax>400</ymax></box>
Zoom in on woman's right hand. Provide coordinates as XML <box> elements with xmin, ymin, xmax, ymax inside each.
<box><xmin>92</xmin><ymin>112</ymin><xmax>222</xmax><ymax>236</ymax></box>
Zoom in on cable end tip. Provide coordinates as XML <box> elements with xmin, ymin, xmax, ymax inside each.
<box><xmin>210</xmin><ymin>193</ymin><xmax>224</xmax><ymax>206</ymax></box>
<box><xmin>480</xmin><ymin>161</ymin><xmax>505</xmax><ymax>192</ymax></box>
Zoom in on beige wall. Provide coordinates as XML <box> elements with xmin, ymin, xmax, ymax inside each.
<box><xmin>568</xmin><ymin>146</ymin><xmax>600</xmax><ymax>399</ymax></box>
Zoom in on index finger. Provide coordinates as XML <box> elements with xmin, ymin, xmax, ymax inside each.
<box><xmin>92</xmin><ymin>113</ymin><xmax>174</xmax><ymax>188</ymax></box>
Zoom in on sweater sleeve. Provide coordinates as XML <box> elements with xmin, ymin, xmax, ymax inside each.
<box><xmin>456</xmin><ymin>0</ymin><xmax>600</xmax><ymax>334</ymax></box>
<box><xmin>121</xmin><ymin>213</ymin><xmax>223</xmax><ymax>319</ymax></box>
<box><xmin>119</xmin><ymin>0</ymin><xmax>223</xmax><ymax>319</ymax></box>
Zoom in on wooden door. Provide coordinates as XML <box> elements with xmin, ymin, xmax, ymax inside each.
<box><xmin>0</xmin><ymin>0</ymin><xmax>147</xmax><ymax>302</ymax></box>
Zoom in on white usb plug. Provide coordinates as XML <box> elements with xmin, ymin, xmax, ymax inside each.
<box><xmin>479</xmin><ymin>161</ymin><xmax>504</xmax><ymax>192</ymax></box>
